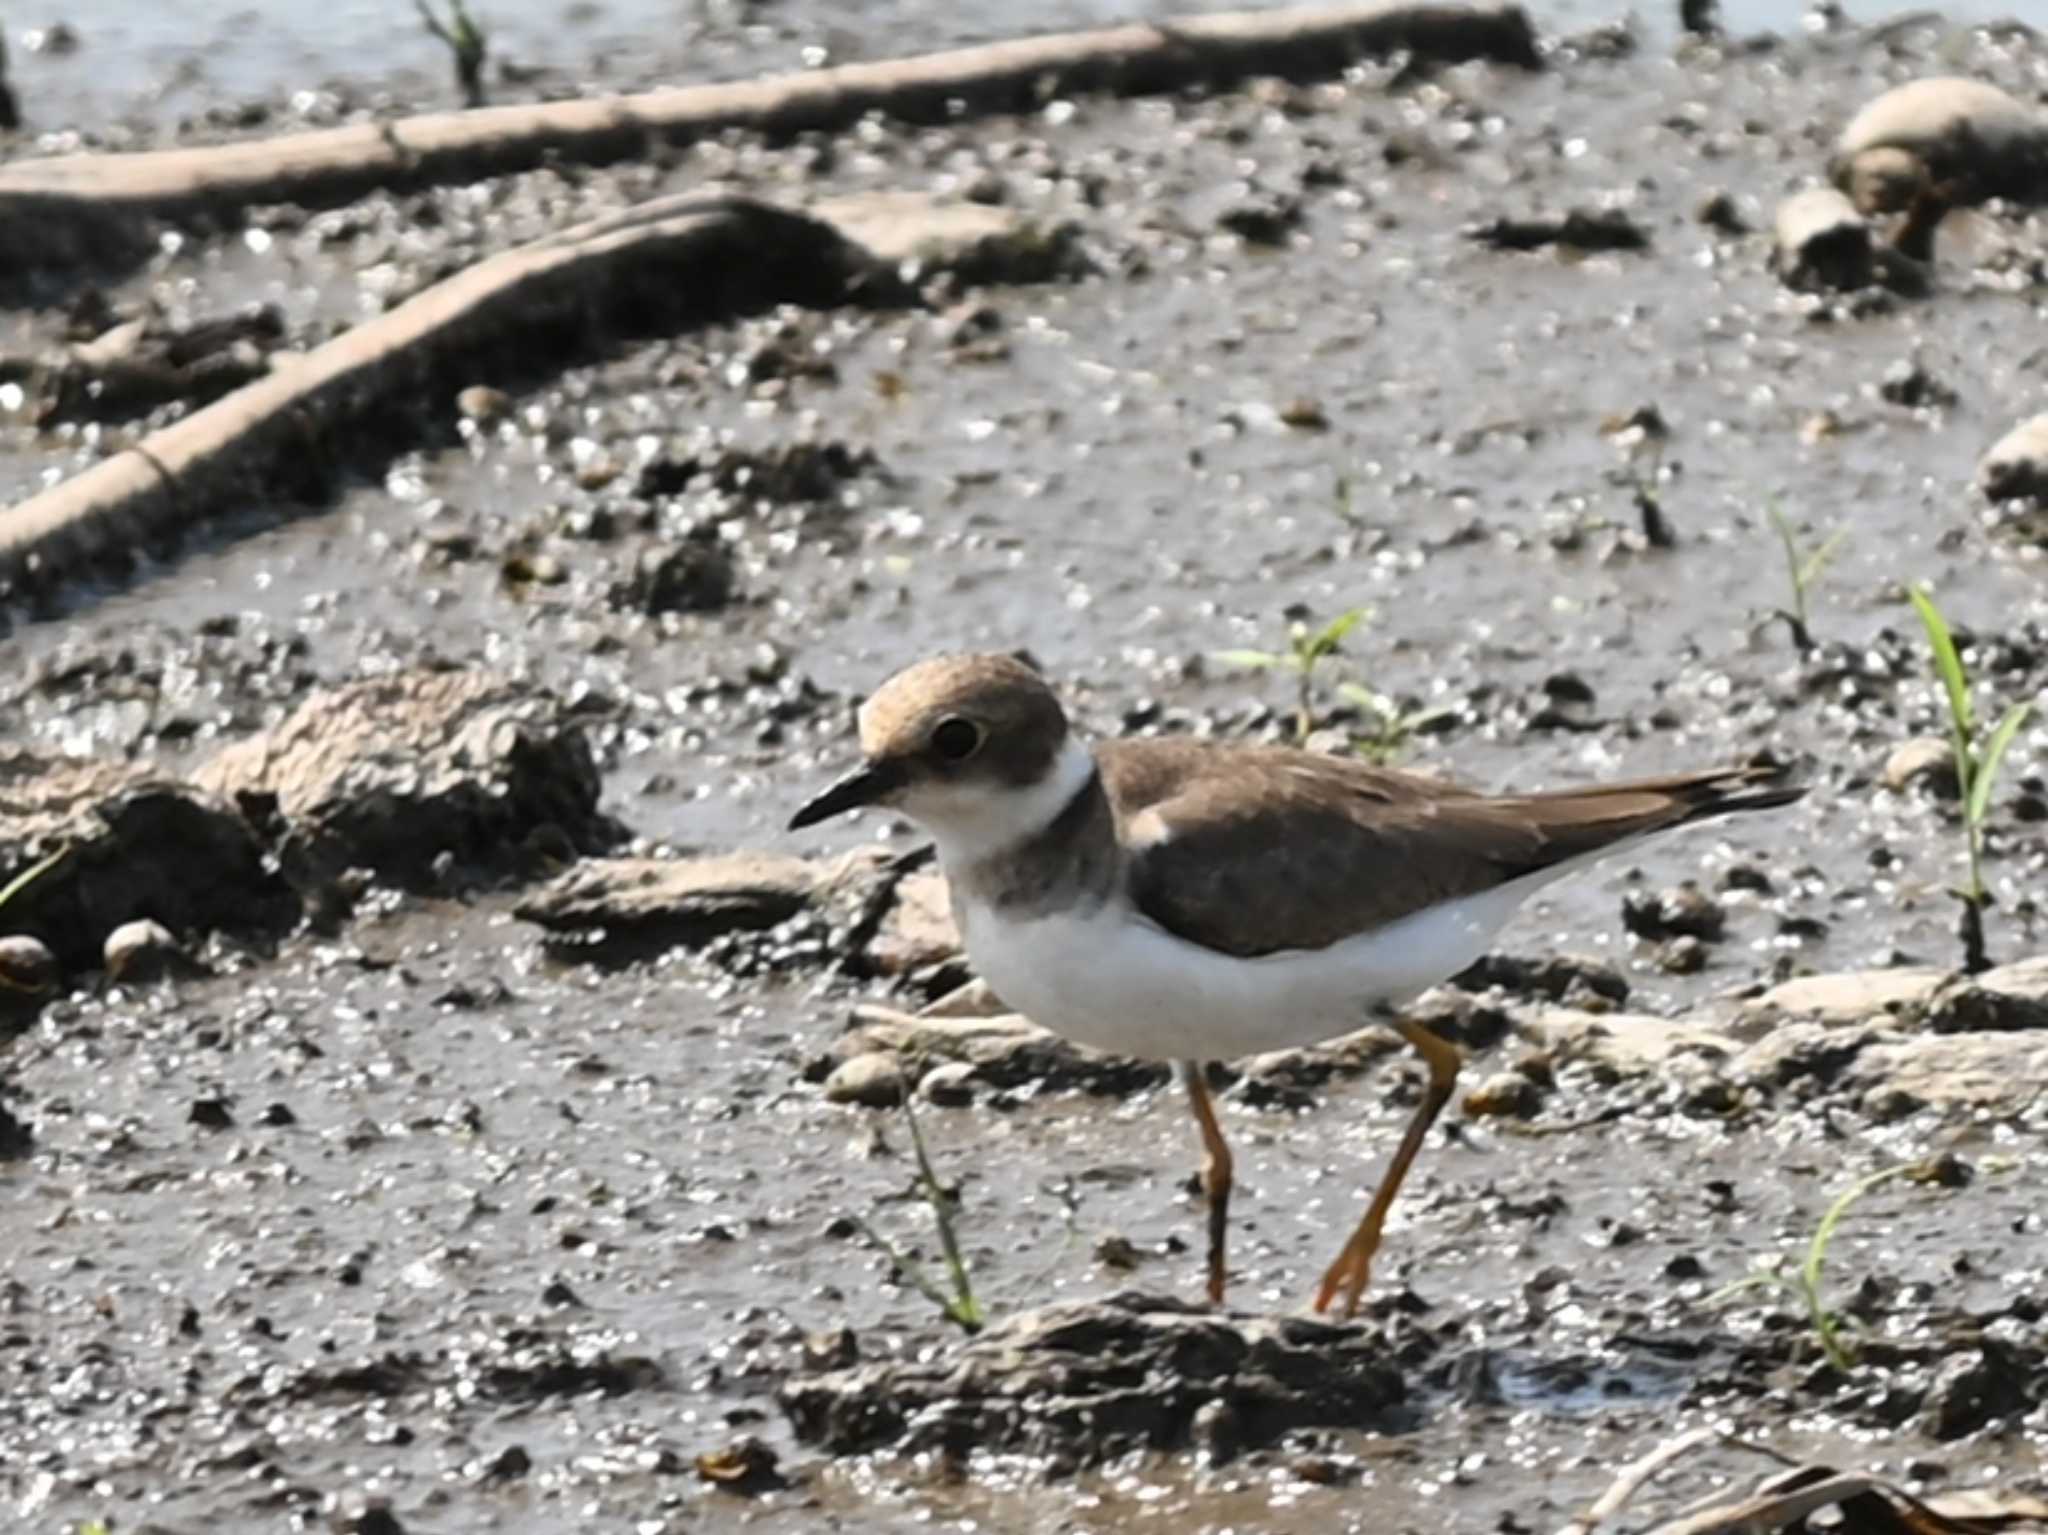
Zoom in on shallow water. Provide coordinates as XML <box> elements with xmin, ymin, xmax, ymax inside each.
<box><xmin>5</xmin><ymin>0</ymin><xmax>2029</xmax><ymax>136</ymax></box>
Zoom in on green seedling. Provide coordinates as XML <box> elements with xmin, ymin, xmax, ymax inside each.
<box><xmin>1337</xmin><ymin>682</ymin><xmax>1455</xmax><ymax>765</ymax></box>
<box><xmin>1907</xmin><ymin>585</ymin><xmax>2032</xmax><ymax>974</ymax></box>
<box><xmin>1708</xmin><ymin>1164</ymin><xmax>1912</xmax><ymax>1371</ymax></box>
<box><xmin>855</xmin><ymin>1061</ymin><xmax>984</xmax><ymax>1335</ymax></box>
<box><xmin>1763</xmin><ymin>501</ymin><xmax>1847</xmax><ymax>652</ymax></box>
<box><xmin>0</xmin><ymin>848</ymin><xmax>67</xmax><ymax>917</ymax></box>
<box><xmin>1214</xmin><ymin>607</ymin><xmax>1372</xmax><ymax>746</ymax></box>
<box><xmin>415</xmin><ymin>0</ymin><xmax>489</xmax><ymax>107</ymax></box>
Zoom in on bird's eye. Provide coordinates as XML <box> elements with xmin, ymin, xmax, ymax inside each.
<box><xmin>930</xmin><ymin>717</ymin><xmax>984</xmax><ymax>762</ymax></box>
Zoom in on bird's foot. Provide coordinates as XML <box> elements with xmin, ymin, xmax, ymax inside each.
<box><xmin>1312</xmin><ymin>1235</ymin><xmax>1375</xmax><ymax>1321</ymax></box>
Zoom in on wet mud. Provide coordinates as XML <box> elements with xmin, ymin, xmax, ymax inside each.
<box><xmin>3</xmin><ymin>8</ymin><xmax>2048</xmax><ymax>1534</ymax></box>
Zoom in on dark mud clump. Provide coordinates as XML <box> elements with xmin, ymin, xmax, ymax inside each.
<box><xmin>781</xmin><ymin>1292</ymin><xmax>1406</xmax><ymax>1468</ymax></box>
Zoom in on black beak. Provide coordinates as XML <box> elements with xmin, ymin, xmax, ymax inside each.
<box><xmin>788</xmin><ymin>760</ymin><xmax>904</xmax><ymax>831</ymax></box>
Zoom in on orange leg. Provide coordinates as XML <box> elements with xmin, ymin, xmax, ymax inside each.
<box><xmin>1180</xmin><ymin>1060</ymin><xmax>1234</xmax><ymax>1306</ymax></box>
<box><xmin>1313</xmin><ymin>1016</ymin><xmax>1462</xmax><ymax>1320</ymax></box>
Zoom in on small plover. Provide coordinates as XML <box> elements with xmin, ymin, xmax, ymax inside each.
<box><xmin>791</xmin><ymin>653</ymin><xmax>1802</xmax><ymax>1317</ymax></box>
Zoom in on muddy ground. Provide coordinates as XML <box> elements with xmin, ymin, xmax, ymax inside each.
<box><xmin>3</xmin><ymin>7</ymin><xmax>2048</xmax><ymax>1535</ymax></box>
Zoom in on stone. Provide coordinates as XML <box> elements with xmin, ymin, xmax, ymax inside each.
<box><xmin>456</xmin><ymin>385</ymin><xmax>511</xmax><ymax>422</ymax></box>
<box><xmin>1831</xmin><ymin>78</ymin><xmax>2048</xmax><ymax>211</ymax></box>
<box><xmin>819</xmin><ymin>191</ymin><xmax>1089</xmax><ymax>287</ymax></box>
<box><xmin>1841</xmin><ymin>1031</ymin><xmax>2048</xmax><ymax>1115</ymax></box>
<box><xmin>1919</xmin><ymin>1342</ymin><xmax>2036</xmax><ymax>1441</ymax></box>
<box><xmin>1773</xmin><ymin>186</ymin><xmax>1871</xmax><ymax>292</ymax></box>
<box><xmin>823</xmin><ymin>1052</ymin><xmax>907</xmax><ymax>1108</ymax></box>
<box><xmin>1621</xmin><ymin>883</ymin><xmax>1727</xmax><ymax>942</ymax></box>
<box><xmin>818</xmin><ymin>1006</ymin><xmax>1169</xmax><ymax>1097</ymax></box>
<box><xmin>0</xmin><ymin>754</ymin><xmax>293</xmax><ymax>970</ymax></box>
<box><xmin>615</xmin><ymin>533</ymin><xmax>738</xmax><ymax>615</ymax></box>
<box><xmin>1734</xmin><ymin>1021</ymin><xmax>1886</xmax><ymax>1091</ymax></box>
<box><xmin>780</xmin><ymin>1292</ymin><xmax>1404</xmax><ymax>1465</ymax></box>
<box><xmin>102</xmin><ymin>918</ymin><xmax>183</xmax><ymax>984</ymax></box>
<box><xmin>517</xmin><ymin>853</ymin><xmax>818</xmax><ymax>947</ymax></box>
<box><xmin>918</xmin><ymin>1061</ymin><xmax>979</xmax><ymax>1107</ymax></box>
<box><xmin>1979</xmin><ymin>414</ymin><xmax>2048</xmax><ymax>505</ymax></box>
<box><xmin>866</xmin><ymin>868</ymin><xmax>962</xmax><ymax>975</ymax></box>
<box><xmin>1883</xmin><ymin>736</ymin><xmax>1960</xmax><ymax>795</ymax></box>
<box><xmin>196</xmin><ymin>669</ymin><xmax>619</xmax><ymax>891</ymax></box>
<box><xmin>1737</xmin><ymin>968</ymin><xmax>1947</xmax><ymax>1032</ymax></box>
<box><xmin>1516</xmin><ymin>1006</ymin><xmax>1738</xmax><ymax>1081</ymax></box>
<box><xmin>0</xmin><ymin>933</ymin><xmax>59</xmax><ymax>997</ymax></box>
<box><xmin>1923</xmin><ymin>957</ymin><xmax>2048</xmax><ymax>1034</ymax></box>
<box><xmin>1463</xmin><ymin>1071</ymin><xmax>1542</xmax><ymax>1119</ymax></box>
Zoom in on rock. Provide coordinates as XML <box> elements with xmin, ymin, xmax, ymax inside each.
<box><xmin>1463</xmin><ymin>1071</ymin><xmax>1542</xmax><ymax>1119</ymax></box>
<box><xmin>102</xmin><ymin>918</ymin><xmax>184</xmax><ymax>984</ymax></box>
<box><xmin>1738</xmin><ymin>968</ymin><xmax>1947</xmax><ymax>1031</ymax></box>
<box><xmin>1923</xmin><ymin>957</ymin><xmax>2048</xmax><ymax>1034</ymax></box>
<box><xmin>1517</xmin><ymin>1006</ymin><xmax>1738</xmax><ymax>1082</ymax></box>
<box><xmin>819</xmin><ymin>191</ymin><xmax>1089</xmax><ymax>287</ymax></box>
<box><xmin>1979</xmin><ymin>414</ymin><xmax>2048</xmax><ymax>505</ymax></box>
<box><xmin>1883</xmin><ymin>736</ymin><xmax>1960</xmax><ymax>796</ymax></box>
<box><xmin>1657</xmin><ymin>936</ymin><xmax>1707</xmax><ymax>975</ymax></box>
<box><xmin>1841</xmin><ymin>1031</ymin><xmax>2048</xmax><ymax>1115</ymax></box>
<box><xmin>1734</xmin><ymin>1020</ymin><xmax>1884</xmax><ymax>1091</ymax></box>
<box><xmin>0</xmin><ymin>933</ymin><xmax>59</xmax><ymax>997</ymax></box>
<box><xmin>0</xmin><ymin>754</ymin><xmax>294</xmax><ymax>970</ymax></box>
<box><xmin>823</xmin><ymin>1052</ymin><xmax>907</xmax><ymax>1108</ymax></box>
<box><xmin>1831</xmin><ymin>78</ymin><xmax>2048</xmax><ymax>212</ymax></box>
<box><xmin>817</xmin><ymin>1006</ymin><xmax>1169</xmax><ymax>1096</ymax></box>
<box><xmin>694</xmin><ymin>1435</ymin><xmax>784</xmax><ymax>1492</ymax></box>
<box><xmin>195</xmin><ymin>670</ymin><xmax>618</xmax><ymax>891</ymax></box>
<box><xmin>866</xmin><ymin>868</ymin><xmax>962</xmax><ymax>975</ymax></box>
<box><xmin>780</xmin><ymin>1292</ymin><xmax>1404</xmax><ymax>1465</ymax></box>
<box><xmin>1622</xmin><ymin>883</ymin><xmax>1727</xmax><ymax>942</ymax></box>
<box><xmin>517</xmin><ymin>853</ymin><xmax>819</xmax><ymax>949</ymax></box>
<box><xmin>456</xmin><ymin>384</ymin><xmax>511</xmax><ymax>423</ymax></box>
<box><xmin>1454</xmin><ymin>952</ymin><xmax>1629</xmax><ymax>1007</ymax></box>
<box><xmin>615</xmin><ymin>532</ymin><xmax>738</xmax><ymax>615</ymax></box>
<box><xmin>1466</xmin><ymin>208</ymin><xmax>1649</xmax><ymax>253</ymax></box>
<box><xmin>1919</xmin><ymin>1342</ymin><xmax>2036</xmax><ymax>1441</ymax></box>
<box><xmin>1773</xmin><ymin>186</ymin><xmax>1871</xmax><ymax>292</ymax></box>
<box><xmin>1878</xmin><ymin>359</ymin><xmax>1957</xmax><ymax>411</ymax></box>
<box><xmin>918</xmin><ymin>1061</ymin><xmax>979</xmax><ymax>1107</ymax></box>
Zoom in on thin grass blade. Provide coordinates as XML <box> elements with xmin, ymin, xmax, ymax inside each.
<box><xmin>1799</xmin><ymin>527</ymin><xmax>1849</xmax><ymax>592</ymax></box>
<box><xmin>901</xmin><ymin>1079</ymin><xmax>984</xmax><ymax>1332</ymax></box>
<box><xmin>1211</xmin><ymin>650</ymin><xmax>1286</xmax><ymax>672</ymax></box>
<box><xmin>1968</xmin><ymin>702</ymin><xmax>2032</xmax><ymax>828</ymax></box>
<box><xmin>1908</xmin><ymin>585</ymin><xmax>1974</xmax><ymax>744</ymax></box>
<box><xmin>0</xmin><ymin>847</ymin><xmax>69</xmax><ymax>916</ymax></box>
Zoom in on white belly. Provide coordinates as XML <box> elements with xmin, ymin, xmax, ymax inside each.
<box><xmin>956</xmin><ymin>875</ymin><xmax>1556</xmax><ymax>1061</ymax></box>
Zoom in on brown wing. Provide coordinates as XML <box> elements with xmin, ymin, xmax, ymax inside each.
<box><xmin>1103</xmin><ymin>738</ymin><xmax>1800</xmax><ymax>957</ymax></box>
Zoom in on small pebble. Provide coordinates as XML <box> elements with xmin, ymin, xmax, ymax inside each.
<box><xmin>918</xmin><ymin>1061</ymin><xmax>977</xmax><ymax>1107</ymax></box>
<box><xmin>1883</xmin><ymin>736</ymin><xmax>1959</xmax><ymax>796</ymax></box>
<box><xmin>1463</xmin><ymin>1072</ymin><xmax>1542</xmax><ymax>1120</ymax></box>
<box><xmin>823</xmin><ymin>1052</ymin><xmax>906</xmax><ymax>1108</ymax></box>
<box><xmin>104</xmin><ymin>917</ymin><xmax>182</xmax><ymax>983</ymax></box>
<box><xmin>0</xmin><ymin>934</ymin><xmax>58</xmax><ymax>996</ymax></box>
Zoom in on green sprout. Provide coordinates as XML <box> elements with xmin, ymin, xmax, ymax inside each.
<box><xmin>1336</xmin><ymin>682</ymin><xmax>1455</xmax><ymax>765</ymax></box>
<box><xmin>0</xmin><ymin>848</ymin><xmax>67</xmax><ymax>917</ymax></box>
<box><xmin>1708</xmin><ymin>1165</ymin><xmax>1911</xmax><ymax>1371</ymax></box>
<box><xmin>415</xmin><ymin>0</ymin><xmax>489</xmax><ymax>107</ymax></box>
<box><xmin>854</xmin><ymin>1061</ymin><xmax>984</xmax><ymax>1335</ymax></box>
<box><xmin>1763</xmin><ymin>501</ymin><xmax>1847</xmax><ymax>652</ymax></box>
<box><xmin>1906</xmin><ymin>585</ymin><xmax>2032</xmax><ymax>974</ymax></box>
<box><xmin>1214</xmin><ymin>607</ymin><xmax>1372</xmax><ymax>746</ymax></box>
